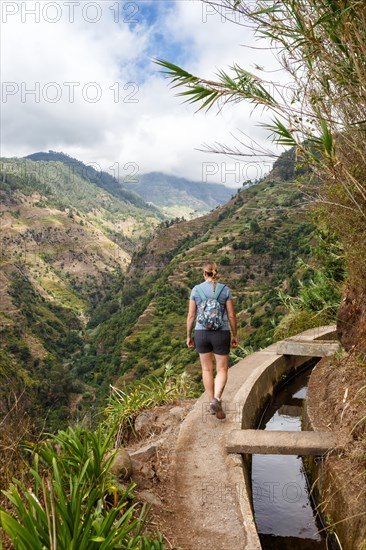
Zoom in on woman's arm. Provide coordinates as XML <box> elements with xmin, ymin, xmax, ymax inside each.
<box><xmin>186</xmin><ymin>299</ymin><xmax>197</xmax><ymax>348</ymax></box>
<box><xmin>226</xmin><ymin>299</ymin><xmax>238</xmax><ymax>348</ymax></box>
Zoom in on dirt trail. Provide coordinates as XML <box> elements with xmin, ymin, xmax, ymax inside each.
<box><xmin>153</xmin><ymin>351</ymin><xmax>279</xmax><ymax>550</ymax></box>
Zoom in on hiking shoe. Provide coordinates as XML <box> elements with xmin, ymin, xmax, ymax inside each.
<box><xmin>210</xmin><ymin>398</ymin><xmax>226</xmax><ymax>420</ymax></box>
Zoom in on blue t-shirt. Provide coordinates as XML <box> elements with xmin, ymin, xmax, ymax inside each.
<box><xmin>190</xmin><ymin>281</ymin><xmax>232</xmax><ymax>331</ymax></box>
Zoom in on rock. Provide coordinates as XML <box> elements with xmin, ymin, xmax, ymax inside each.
<box><xmin>110</xmin><ymin>449</ymin><xmax>132</xmax><ymax>480</ymax></box>
<box><xmin>131</xmin><ymin>458</ymin><xmax>155</xmax><ymax>489</ymax></box>
<box><xmin>134</xmin><ymin>411</ymin><xmax>155</xmax><ymax>434</ymax></box>
<box><xmin>154</xmin><ymin>412</ymin><xmax>174</xmax><ymax>429</ymax></box>
<box><xmin>130</xmin><ymin>443</ymin><xmax>157</xmax><ymax>461</ymax></box>
<box><xmin>169</xmin><ymin>406</ymin><xmax>185</xmax><ymax>420</ymax></box>
<box><xmin>137</xmin><ymin>490</ymin><xmax>163</xmax><ymax>508</ymax></box>
<box><xmin>131</xmin><ymin>458</ymin><xmax>155</xmax><ymax>479</ymax></box>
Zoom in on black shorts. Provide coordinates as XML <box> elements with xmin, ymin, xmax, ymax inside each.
<box><xmin>194</xmin><ymin>330</ymin><xmax>231</xmax><ymax>355</ymax></box>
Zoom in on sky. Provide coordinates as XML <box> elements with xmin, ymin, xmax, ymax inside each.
<box><xmin>0</xmin><ymin>0</ymin><xmax>286</xmax><ymax>187</ymax></box>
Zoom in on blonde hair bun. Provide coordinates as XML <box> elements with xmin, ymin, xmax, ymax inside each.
<box><xmin>203</xmin><ymin>261</ymin><xmax>218</xmax><ymax>279</ymax></box>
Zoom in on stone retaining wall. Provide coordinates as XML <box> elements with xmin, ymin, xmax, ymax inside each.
<box><xmin>304</xmin><ymin>359</ymin><xmax>364</xmax><ymax>550</ymax></box>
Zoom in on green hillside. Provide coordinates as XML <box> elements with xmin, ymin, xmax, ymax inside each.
<box><xmin>0</xmin><ymin>150</ymin><xmax>342</xmax><ymax>425</ymax></box>
<box><xmin>124</xmin><ymin>172</ymin><xmax>235</xmax><ymax>218</ymax></box>
<box><xmin>0</xmin><ymin>155</ymin><xmax>162</xmax><ymax>429</ymax></box>
<box><xmin>25</xmin><ymin>151</ymin><xmax>161</xmax><ymax>214</ymax></box>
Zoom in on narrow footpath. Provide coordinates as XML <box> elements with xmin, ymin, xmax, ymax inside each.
<box><xmin>156</xmin><ymin>350</ymin><xmax>275</xmax><ymax>550</ymax></box>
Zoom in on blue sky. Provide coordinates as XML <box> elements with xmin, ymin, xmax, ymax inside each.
<box><xmin>1</xmin><ymin>0</ymin><xmax>283</xmax><ymax>186</ymax></box>
<box><xmin>125</xmin><ymin>1</ymin><xmax>189</xmax><ymax>79</ymax></box>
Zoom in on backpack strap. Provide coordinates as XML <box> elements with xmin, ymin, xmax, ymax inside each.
<box><xmin>194</xmin><ymin>285</ymin><xmax>208</xmax><ymax>302</ymax></box>
<box><xmin>195</xmin><ymin>283</ymin><xmax>226</xmax><ymax>301</ymax></box>
<box><xmin>213</xmin><ymin>283</ymin><xmax>226</xmax><ymax>300</ymax></box>
<box><xmin>214</xmin><ymin>284</ymin><xmax>227</xmax><ymax>316</ymax></box>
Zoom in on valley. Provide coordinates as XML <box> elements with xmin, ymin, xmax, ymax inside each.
<box><xmin>78</xmin><ymin>165</ymin><xmax>319</xmax><ymax>396</ymax></box>
<box><xmin>0</xmin><ymin>149</ymin><xmax>339</xmax><ymax>426</ymax></box>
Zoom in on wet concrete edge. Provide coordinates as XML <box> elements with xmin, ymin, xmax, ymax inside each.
<box><xmin>227</xmin><ymin>325</ymin><xmax>337</xmax><ymax>549</ymax></box>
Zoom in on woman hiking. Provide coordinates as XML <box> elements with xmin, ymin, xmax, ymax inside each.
<box><xmin>186</xmin><ymin>262</ymin><xmax>238</xmax><ymax>419</ymax></box>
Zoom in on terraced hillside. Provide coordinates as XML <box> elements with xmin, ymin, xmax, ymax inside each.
<box><xmin>0</xmin><ymin>150</ymin><xmax>325</xmax><ymax>422</ymax></box>
<box><xmin>0</xmin><ymin>156</ymin><xmax>163</xmax><ymax>428</ymax></box>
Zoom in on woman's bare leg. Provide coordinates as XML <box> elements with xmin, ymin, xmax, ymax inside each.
<box><xmin>214</xmin><ymin>354</ymin><xmax>229</xmax><ymax>399</ymax></box>
<box><xmin>199</xmin><ymin>352</ymin><xmax>214</xmax><ymax>401</ymax></box>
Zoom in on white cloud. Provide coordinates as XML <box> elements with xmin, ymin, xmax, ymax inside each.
<box><xmin>1</xmin><ymin>0</ymin><xmax>287</xmax><ymax>187</ymax></box>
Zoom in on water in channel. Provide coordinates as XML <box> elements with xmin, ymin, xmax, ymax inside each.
<box><xmin>251</xmin><ymin>365</ymin><xmax>329</xmax><ymax>550</ymax></box>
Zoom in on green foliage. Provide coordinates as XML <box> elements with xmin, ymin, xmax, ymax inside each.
<box><xmin>274</xmin><ymin>309</ymin><xmax>333</xmax><ymax>340</ymax></box>
<box><xmin>154</xmin><ymin>59</ymin><xmax>275</xmax><ymax>112</ymax></box>
<box><xmin>78</xmin><ymin>270</ymin><xmax>197</xmax><ymax>393</ymax></box>
<box><xmin>9</xmin><ymin>271</ymin><xmax>82</xmax><ymax>357</ymax></box>
<box><xmin>104</xmin><ymin>365</ymin><xmax>198</xmax><ymax>444</ymax></box>
<box><xmin>249</xmin><ymin>219</ymin><xmax>260</xmax><ymax>233</ymax></box>
<box><xmin>271</xmin><ymin>147</ymin><xmax>308</xmax><ymax>181</ymax></box>
<box><xmin>274</xmin><ymin>229</ymin><xmax>346</xmax><ymax>339</ymax></box>
<box><xmin>219</xmin><ymin>254</ymin><xmax>231</xmax><ymax>265</ymax></box>
<box><xmin>312</xmin><ymin>226</ymin><xmax>346</xmax><ymax>282</ymax></box>
<box><xmin>251</xmin><ymin>315</ymin><xmax>263</xmax><ymax>328</ymax></box>
<box><xmin>0</xmin><ymin>270</ymin><xmax>88</xmax><ymax>431</ymax></box>
<box><xmin>0</xmin><ymin>426</ymin><xmax>165</xmax><ymax>549</ymax></box>
<box><xmin>249</xmin><ymin>237</ymin><xmax>269</xmax><ymax>255</ymax></box>
<box><xmin>230</xmin><ymin>344</ymin><xmax>255</xmax><ymax>364</ymax></box>
<box><xmin>243</xmin><ymin>317</ymin><xmax>277</xmax><ymax>349</ymax></box>
<box><xmin>278</xmin><ymin>269</ymin><xmax>341</xmax><ymax>316</ymax></box>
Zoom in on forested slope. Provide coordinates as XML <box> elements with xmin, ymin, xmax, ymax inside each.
<box><xmin>0</xmin><ymin>156</ymin><xmax>162</xmax><ymax>430</ymax></box>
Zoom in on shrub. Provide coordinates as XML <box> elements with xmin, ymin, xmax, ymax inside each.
<box><xmin>219</xmin><ymin>255</ymin><xmax>231</xmax><ymax>266</ymax></box>
<box><xmin>104</xmin><ymin>365</ymin><xmax>198</xmax><ymax>444</ymax></box>
<box><xmin>251</xmin><ymin>316</ymin><xmax>263</xmax><ymax>328</ymax></box>
<box><xmin>250</xmin><ymin>220</ymin><xmax>260</xmax><ymax>233</ymax></box>
<box><xmin>274</xmin><ymin>309</ymin><xmax>332</xmax><ymax>340</ymax></box>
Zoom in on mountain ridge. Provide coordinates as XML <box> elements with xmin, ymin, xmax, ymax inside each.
<box><xmin>124</xmin><ymin>171</ymin><xmax>235</xmax><ymax>218</ymax></box>
<box><xmin>25</xmin><ymin>151</ymin><xmax>162</xmax><ymax>215</ymax></box>
<box><xmin>0</xmin><ymin>153</ymin><xmax>164</xmax><ymax>428</ymax></box>
<box><xmin>24</xmin><ymin>152</ymin><xmax>235</xmax><ymax>219</ymax></box>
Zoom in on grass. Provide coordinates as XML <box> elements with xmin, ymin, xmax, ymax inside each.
<box><xmin>39</xmin><ymin>276</ymin><xmax>87</xmax><ymax>312</ymax></box>
<box><xmin>0</xmin><ymin>365</ymin><xmax>196</xmax><ymax>549</ymax></box>
<box><xmin>104</xmin><ymin>365</ymin><xmax>198</xmax><ymax>446</ymax></box>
